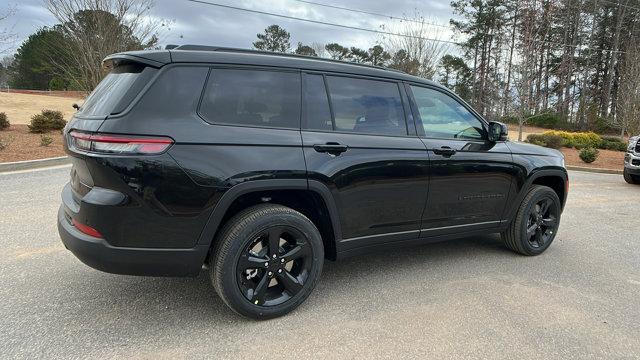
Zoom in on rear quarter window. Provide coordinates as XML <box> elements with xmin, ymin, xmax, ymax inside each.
<box><xmin>77</xmin><ymin>63</ymin><xmax>156</xmax><ymax>118</ymax></box>
<box><xmin>199</xmin><ymin>68</ymin><xmax>301</xmax><ymax>129</ymax></box>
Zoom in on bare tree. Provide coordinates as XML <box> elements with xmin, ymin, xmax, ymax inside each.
<box><xmin>310</xmin><ymin>42</ymin><xmax>327</xmax><ymax>58</ymax></box>
<box><xmin>43</xmin><ymin>0</ymin><xmax>164</xmax><ymax>90</ymax></box>
<box><xmin>513</xmin><ymin>0</ymin><xmax>539</xmax><ymax>141</ymax></box>
<box><xmin>0</xmin><ymin>6</ymin><xmax>16</xmax><ymax>54</ymax></box>
<box><xmin>381</xmin><ymin>11</ymin><xmax>450</xmax><ymax>79</ymax></box>
<box><xmin>618</xmin><ymin>41</ymin><xmax>640</xmax><ymax>138</ymax></box>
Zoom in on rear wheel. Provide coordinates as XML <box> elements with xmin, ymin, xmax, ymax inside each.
<box><xmin>502</xmin><ymin>185</ymin><xmax>561</xmax><ymax>256</ymax></box>
<box><xmin>211</xmin><ymin>204</ymin><xmax>324</xmax><ymax>319</ymax></box>
<box><xmin>623</xmin><ymin>168</ymin><xmax>640</xmax><ymax>184</ymax></box>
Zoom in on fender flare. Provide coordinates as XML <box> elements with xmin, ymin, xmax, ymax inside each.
<box><xmin>503</xmin><ymin>167</ymin><xmax>568</xmax><ymax>222</ymax></box>
<box><xmin>195</xmin><ymin>179</ymin><xmax>342</xmax><ymax>247</ymax></box>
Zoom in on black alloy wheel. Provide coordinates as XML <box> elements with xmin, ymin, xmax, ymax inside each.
<box><xmin>237</xmin><ymin>226</ymin><xmax>312</xmax><ymax>307</ymax></box>
<box><xmin>525</xmin><ymin>197</ymin><xmax>558</xmax><ymax>249</ymax></box>
<box><xmin>502</xmin><ymin>185</ymin><xmax>561</xmax><ymax>255</ymax></box>
<box><xmin>211</xmin><ymin>204</ymin><xmax>324</xmax><ymax>319</ymax></box>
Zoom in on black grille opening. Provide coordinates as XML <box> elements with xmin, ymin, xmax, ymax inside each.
<box><xmin>632</xmin><ymin>159</ymin><xmax>640</xmax><ymax>166</ymax></box>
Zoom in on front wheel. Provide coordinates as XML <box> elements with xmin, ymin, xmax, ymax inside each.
<box><xmin>623</xmin><ymin>168</ymin><xmax>640</xmax><ymax>184</ymax></box>
<box><xmin>211</xmin><ymin>204</ymin><xmax>324</xmax><ymax>319</ymax></box>
<box><xmin>502</xmin><ymin>185</ymin><xmax>561</xmax><ymax>256</ymax></box>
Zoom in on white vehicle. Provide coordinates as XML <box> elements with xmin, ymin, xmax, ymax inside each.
<box><xmin>624</xmin><ymin>136</ymin><xmax>640</xmax><ymax>184</ymax></box>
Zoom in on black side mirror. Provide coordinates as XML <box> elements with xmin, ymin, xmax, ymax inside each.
<box><xmin>72</xmin><ymin>103</ymin><xmax>80</xmax><ymax>110</ymax></box>
<box><xmin>488</xmin><ymin>121</ymin><xmax>508</xmax><ymax>142</ymax></box>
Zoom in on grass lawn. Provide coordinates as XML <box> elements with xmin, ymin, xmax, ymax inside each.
<box><xmin>0</xmin><ymin>91</ymin><xmax>83</xmax><ymax>125</ymax></box>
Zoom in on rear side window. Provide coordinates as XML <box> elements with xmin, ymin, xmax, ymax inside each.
<box><xmin>200</xmin><ymin>69</ymin><xmax>300</xmax><ymax>129</ymax></box>
<box><xmin>78</xmin><ymin>63</ymin><xmax>152</xmax><ymax>118</ymax></box>
<box><xmin>303</xmin><ymin>74</ymin><xmax>332</xmax><ymax>131</ymax></box>
<box><xmin>326</xmin><ymin>76</ymin><xmax>406</xmax><ymax>136</ymax></box>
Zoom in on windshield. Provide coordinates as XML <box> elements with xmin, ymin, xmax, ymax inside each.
<box><xmin>76</xmin><ymin>63</ymin><xmax>145</xmax><ymax>118</ymax></box>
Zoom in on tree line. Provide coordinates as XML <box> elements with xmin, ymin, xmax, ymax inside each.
<box><xmin>449</xmin><ymin>0</ymin><xmax>640</xmax><ymax>137</ymax></box>
<box><xmin>251</xmin><ymin>1</ymin><xmax>640</xmax><ymax>137</ymax></box>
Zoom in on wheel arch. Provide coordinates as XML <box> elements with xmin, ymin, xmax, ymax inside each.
<box><xmin>197</xmin><ymin>179</ymin><xmax>342</xmax><ymax>262</ymax></box>
<box><xmin>504</xmin><ymin>168</ymin><xmax>568</xmax><ymax>223</ymax></box>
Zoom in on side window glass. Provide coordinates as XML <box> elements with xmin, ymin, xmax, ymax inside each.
<box><xmin>303</xmin><ymin>74</ymin><xmax>332</xmax><ymax>131</ymax></box>
<box><xmin>326</xmin><ymin>76</ymin><xmax>406</xmax><ymax>136</ymax></box>
<box><xmin>200</xmin><ymin>69</ymin><xmax>300</xmax><ymax>129</ymax></box>
<box><xmin>410</xmin><ymin>86</ymin><xmax>485</xmax><ymax>140</ymax></box>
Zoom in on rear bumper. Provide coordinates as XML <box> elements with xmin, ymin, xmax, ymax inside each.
<box><xmin>57</xmin><ymin>205</ymin><xmax>208</xmax><ymax>277</ymax></box>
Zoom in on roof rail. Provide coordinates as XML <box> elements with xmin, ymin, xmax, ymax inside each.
<box><xmin>170</xmin><ymin>44</ymin><xmax>406</xmax><ymax>74</ymax></box>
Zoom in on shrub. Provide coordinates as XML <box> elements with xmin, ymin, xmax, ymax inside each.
<box><xmin>526</xmin><ymin>134</ymin><xmax>546</xmax><ymax>146</ymax></box>
<box><xmin>543</xmin><ymin>130</ymin><xmax>602</xmax><ymax>149</ymax></box>
<box><xmin>28</xmin><ymin>115</ymin><xmax>51</xmax><ymax>133</ymax></box>
<box><xmin>526</xmin><ymin>134</ymin><xmax>542</xmax><ymax>142</ymax></box>
<box><xmin>40</xmin><ymin>135</ymin><xmax>53</xmax><ymax>147</ymax></box>
<box><xmin>48</xmin><ymin>77</ymin><xmax>68</xmax><ymax>91</ymax></box>
<box><xmin>28</xmin><ymin>110</ymin><xmax>66</xmax><ymax>133</ymax></box>
<box><xmin>0</xmin><ymin>112</ymin><xmax>9</xmax><ymax>130</ymax></box>
<box><xmin>41</xmin><ymin>110</ymin><xmax>66</xmax><ymax>130</ymax></box>
<box><xmin>601</xmin><ymin>135</ymin><xmax>623</xmax><ymax>143</ymax></box>
<box><xmin>528</xmin><ymin>112</ymin><xmax>564</xmax><ymax>129</ymax></box>
<box><xmin>579</xmin><ymin>147</ymin><xmax>599</xmax><ymax>163</ymax></box>
<box><xmin>541</xmin><ymin>133</ymin><xmax>563</xmax><ymax>149</ymax></box>
<box><xmin>525</xmin><ymin>133</ymin><xmax>563</xmax><ymax>149</ymax></box>
<box><xmin>600</xmin><ymin>136</ymin><xmax>627</xmax><ymax>151</ymax></box>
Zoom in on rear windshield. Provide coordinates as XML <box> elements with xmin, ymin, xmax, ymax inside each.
<box><xmin>77</xmin><ymin>63</ymin><xmax>148</xmax><ymax>118</ymax></box>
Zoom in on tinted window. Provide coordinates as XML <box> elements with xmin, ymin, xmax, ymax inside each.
<box><xmin>303</xmin><ymin>74</ymin><xmax>332</xmax><ymax>131</ymax></box>
<box><xmin>326</xmin><ymin>76</ymin><xmax>406</xmax><ymax>136</ymax></box>
<box><xmin>200</xmin><ymin>69</ymin><xmax>300</xmax><ymax>128</ymax></box>
<box><xmin>78</xmin><ymin>64</ymin><xmax>146</xmax><ymax>117</ymax></box>
<box><xmin>411</xmin><ymin>86</ymin><xmax>484</xmax><ymax>140</ymax></box>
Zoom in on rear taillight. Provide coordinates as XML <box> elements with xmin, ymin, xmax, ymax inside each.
<box><xmin>68</xmin><ymin>131</ymin><xmax>173</xmax><ymax>155</ymax></box>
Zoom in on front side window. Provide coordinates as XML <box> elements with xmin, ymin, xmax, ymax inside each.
<box><xmin>200</xmin><ymin>69</ymin><xmax>300</xmax><ymax>129</ymax></box>
<box><xmin>326</xmin><ymin>76</ymin><xmax>406</xmax><ymax>136</ymax></box>
<box><xmin>410</xmin><ymin>86</ymin><xmax>485</xmax><ymax>140</ymax></box>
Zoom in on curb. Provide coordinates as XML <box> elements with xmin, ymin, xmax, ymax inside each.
<box><xmin>566</xmin><ymin>165</ymin><xmax>622</xmax><ymax>175</ymax></box>
<box><xmin>0</xmin><ymin>156</ymin><xmax>71</xmax><ymax>173</ymax></box>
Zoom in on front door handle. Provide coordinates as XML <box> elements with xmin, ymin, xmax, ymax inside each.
<box><xmin>432</xmin><ymin>146</ymin><xmax>456</xmax><ymax>157</ymax></box>
<box><xmin>313</xmin><ymin>142</ymin><xmax>348</xmax><ymax>155</ymax></box>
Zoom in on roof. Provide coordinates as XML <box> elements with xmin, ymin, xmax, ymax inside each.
<box><xmin>103</xmin><ymin>45</ymin><xmax>441</xmax><ymax>87</ymax></box>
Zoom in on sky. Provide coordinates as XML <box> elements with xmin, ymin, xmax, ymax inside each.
<box><xmin>0</xmin><ymin>0</ymin><xmax>458</xmax><ymax>55</ymax></box>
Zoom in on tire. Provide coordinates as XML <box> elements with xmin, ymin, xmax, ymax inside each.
<box><xmin>623</xmin><ymin>168</ymin><xmax>640</xmax><ymax>184</ymax></box>
<box><xmin>502</xmin><ymin>185</ymin><xmax>561</xmax><ymax>256</ymax></box>
<box><xmin>210</xmin><ymin>204</ymin><xmax>324</xmax><ymax>319</ymax></box>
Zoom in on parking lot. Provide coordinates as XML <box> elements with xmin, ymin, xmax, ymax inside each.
<box><xmin>1</xmin><ymin>167</ymin><xmax>639</xmax><ymax>359</ymax></box>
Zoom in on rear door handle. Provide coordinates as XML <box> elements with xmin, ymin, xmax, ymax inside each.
<box><xmin>432</xmin><ymin>146</ymin><xmax>456</xmax><ymax>157</ymax></box>
<box><xmin>313</xmin><ymin>142</ymin><xmax>348</xmax><ymax>155</ymax></box>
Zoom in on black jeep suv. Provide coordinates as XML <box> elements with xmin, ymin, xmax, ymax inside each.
<box><xmin>58</xmin><ymin>46</ymin><xmax>568</xmax><ymax>319</ymax></box>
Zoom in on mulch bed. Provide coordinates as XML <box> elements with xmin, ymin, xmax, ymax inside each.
<box><xmin>560</xmin><ymin>147</ymin><xmax>625</xmax><ymax>170</ymax></box>
<box><xmin>0</xmin><ymin>125</ymin><xmax>66</xmax><ymax>163</ymax></box>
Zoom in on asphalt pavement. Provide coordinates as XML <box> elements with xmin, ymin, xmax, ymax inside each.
<box><xmin>1</xmin><ymin>167</ymin><xmax>639</xmax><ymax>359</ymax></box>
